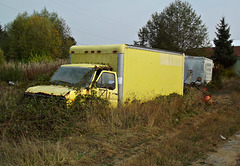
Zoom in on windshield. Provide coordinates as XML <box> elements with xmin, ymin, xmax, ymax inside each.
<box><xmin>50</xmin><ymin>66</ymin><xmax>94</xmax><ymax>87</ymax></box>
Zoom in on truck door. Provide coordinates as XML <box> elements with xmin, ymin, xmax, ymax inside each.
<box><xmin>96</xmin><ymin>71</ymin><xmax>118</xmax><ymax>106</ymax></box>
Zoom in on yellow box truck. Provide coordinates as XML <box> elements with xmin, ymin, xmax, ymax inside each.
<box><xmin>25</xmin><ymin>44</ymin><xmax>185</xmax><ymax>106</ymax></box>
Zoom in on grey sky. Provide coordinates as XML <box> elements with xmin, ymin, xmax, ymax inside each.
<box><xmin>0</xmin><ymin>0</ymin><xmax>239</xmax><ymax>45</ymax></box>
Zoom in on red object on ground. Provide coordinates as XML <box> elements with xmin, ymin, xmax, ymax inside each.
<box><xmin>204</xmin><ymin>95</ymin><xmax>212</xmax><ymax>105</ymax></box>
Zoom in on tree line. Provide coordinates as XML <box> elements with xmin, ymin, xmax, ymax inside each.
<box><xmin>0</xmin><ymin>1</ymin><xmax>237</xmax><ymax>68</ymax></box>
<box><xmin>0</xmin><ymin>8</ymin><xmax>76</xmax><ymax>63</ymax></box>
<box><xmin>134</xmin><ymin>0</ymin><xmax>237</xmax><ymax>68</ymax></box>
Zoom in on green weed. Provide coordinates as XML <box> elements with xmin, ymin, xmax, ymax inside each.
<box><xmin>0</xmin><ymin>64</ymin><xmax>24</xmax><ymax>82</ymax></box>
<box><xmin>0</xmin><ymin>48</ymin><xmax>5</xmax><ymax>66</ymax></box>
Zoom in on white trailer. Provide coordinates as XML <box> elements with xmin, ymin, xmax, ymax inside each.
<box><xmin>184</xmin><ymin>56</ymin><xmax>213</xmax><ymax>85</ymax></box>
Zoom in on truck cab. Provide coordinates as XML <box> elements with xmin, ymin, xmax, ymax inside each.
<box><xmin>25</xmin><ymin>44</ymin><xmax>185</xmax><ymax>107</ymax></box>
<box><xmin>24</xmin><ymin>64</ymin><xmax>118</xmax><ymax>106</ymax></box>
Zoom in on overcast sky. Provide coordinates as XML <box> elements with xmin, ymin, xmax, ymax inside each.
<box><xmin>0</xmin><ymin>0</ymin><xmax>240</xmax><ymax>46</ymax></box>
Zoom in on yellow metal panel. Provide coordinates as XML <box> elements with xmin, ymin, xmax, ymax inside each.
<box><xmin>71</xmin><ymin>53</ymin><xmax>118</xmax><ymax>71</ymax></box>
<box><xmin>69</xmin><ymin>44</ymin><xmax>184</xmax><ymax>104</ymax></box>
<box><xmin>61</xmin><ymin>64</ymin><xmax>110</xmax><ymax>68</ymax></box>
<box><xmin>122</xmin><ymin>47</ymin><xmax>184</xmax><ymax>103</ymax></box>
<box><xmin>25</xmin><ymin>85</ymin><xmax>73</xmax><ymax>96</ymax></box>
<box><xmin>94</xmin><ymin>71</ymin><xmax>118</xmax><ymax>107</ymax></box>
<box><xmin>70</xmin><ymin>44</ymin><xmax>126</xmax><ymax>71</ymax></box>
<box><xmin>70</xmin><ymin>44</ymin><xmax>126</xmax><ymax>54</ymax></box>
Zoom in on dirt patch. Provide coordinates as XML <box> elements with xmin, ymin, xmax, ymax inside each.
<box><xmin>192</xmin><ymin>131</ymin><xmax>240</xmax><ymax>166</ymax></box>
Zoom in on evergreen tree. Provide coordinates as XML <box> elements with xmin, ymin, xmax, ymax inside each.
<box><xmin>213</xmin><ymin>17</ymin><xmax>237</xmax><ymax>68</ymax></box>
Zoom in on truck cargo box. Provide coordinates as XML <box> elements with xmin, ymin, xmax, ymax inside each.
<box><xmin>70</xmin><ymin>44</ymin><xmax>185</xmax><ymax>104</ymax></box>
<box><xmin>184</xmin><ymin>56</ymin><xmax>213</xmax><ymax>85</ymax></box>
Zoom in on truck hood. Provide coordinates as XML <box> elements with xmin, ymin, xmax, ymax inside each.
<box><xmin>25</xmin><ymin>85</ymin><xmax>75</xmax><ymax>96</ymax></box>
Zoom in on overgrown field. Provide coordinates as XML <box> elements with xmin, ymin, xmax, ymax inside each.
<box><xmin>0</xmin><ymin>59</ymin><xmax>67</xmax><ymax>82</ymax></box>
<box><xmin>0</xmin><ymin>62</ymin><xmax>240</xmax><ymax>165</ymax></box>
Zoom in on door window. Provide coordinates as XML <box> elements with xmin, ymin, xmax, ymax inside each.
<box><xmin>97</xmin><ymin>72</ymin><xmax>115</xmax><ymax>90</ymax></box>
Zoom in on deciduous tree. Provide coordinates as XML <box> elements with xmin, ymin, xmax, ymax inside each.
<box><xmin>36</xmin><ymin>8</ymin><xmax>76</xmax><ymax>57</ymax></box>
<box><xmin>135</xmin><ymin>0</ymin><xmax>209</xmax><ymax>52</ymax></box>
<box><xmin>4</xmin><ymin>9</ymin><xmax>76</xmax><ymax>62</ymax></box>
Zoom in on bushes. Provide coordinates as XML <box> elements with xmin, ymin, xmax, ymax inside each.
<box><xmin>223</xmin><ymin>68</ymin><xmax>237</xmax><ymax>78</ymax></box>
<box><xmin>2</xmin><ymin>97</ymin><xmax>70</xmax><ymax>140</ymax></box>
<box><xmin>24</xmin><ymin>51</ymin><xmax>53</xmax><ymax>63</ymax></box>
<box><xmin>0</xmin><ymin>91</ymin><xmax>109</xmax><ymax>140</ymax></box>
<box><xmin>0</xmin><ymin>64</ymin><xmax>24</xmax><ymax>82</ymax></box>
<box><xmin>0</xmin><ymin>88</ymin><xmax>202</xmax><ymax>141</ymax></box>
<box><xmin>0</xmin><ymin>48</ymin><xmax>5</xmax><ymax>65</ymax></box>
<box><xmin>206</xmin><ymin>66</ymin><xmax>223</xmax><ymax>91</ymax></box>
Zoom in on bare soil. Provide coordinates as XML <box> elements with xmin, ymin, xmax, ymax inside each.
<box><xmin>192</xmin><ymin>131</ymin><xmax>240</xmax><ymax>166</ymax></box>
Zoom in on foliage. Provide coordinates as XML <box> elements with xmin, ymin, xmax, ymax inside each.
<box><xmin>0</xmin><ymin>59</ymin><xmax>66</xmax><ymax>83</ymax></box>
<box><xmin>5</xmin><ymin>13</ymin><xmax>61</xmax><ymax>61</ymax></box>
<box><xmin>223</xmin><ymin>68</ymin><xmax>237</xmax><ymax>78</ymax></box>
<box><xmin>213</xmin><ymin>17</ymin><xmax>237</xmax><ymax>68</ymax></box>
<box><xmin>1</xmin><ymin>97</ymin><xmax>68</xmax><ymax>140</ymax></box>
<box><xmin>0</xmin><ymin>64</ymin><xmax>24</xmax><ymax>82</ymax></box>
<box><xmin>22</xmin><ymin>59</ymin><xmax>66</xmax><ymax>81</ymax></box>
<box><xmin>3</xmin><ymin>9</ymin><xmax>76</xmax><ymax>62</ymax></box>
<box><xmin>1</xmin><ymin>75</ymin><xmax>240</xmax><ymax>165</ymax></box>
<box><xmin>34</xmin><ymin>8</ymin><xmax>76</xmax><ymax>58</ymax></box>
<box><xmin>0</xmin><ymin>92</ymin><xmax>109</xmax><ymax>140</ymax></box>
<box><xmin>206</xmin><ymin>66</ymin><xmax>223</xmax><ymax>91</ymax></box>
<box><xmin>185</xmin><ymin>47</ymin><xmax>211</xmax><ymax>57</ymax></box>
<box><xmin>28</xmin><ymin>51</ymin><xmax>52</xmax><ymax>63</ymax></box>
<box><xmin>0</xmin><ymin>24</ymin><xmax>8</xmax><ymax>51</ymax></box>
<box><xmin>135</xmin><ymin>0</ymin><xmax>210</xmax><ymax>52</ymax></box>
<box><xmin>0</xmin><ymin>48</ymin><xmax>5</xmax><ymax>65</ymax></box>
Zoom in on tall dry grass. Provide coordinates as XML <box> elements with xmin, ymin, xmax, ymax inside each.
<box><xmin>1</xmin><ymin>84</ymin><xmax>240</xmax><ymax>165</ymax></box>
<box><xmin>0</xmin><ymin>138</ymin><xmax>78</xmax><ymax>165</ymax></box>
<box><xmin>125</xmin><ymin>108</ymin><xmax>240</xmax><ymax>166</ymax></box>
<box><xmin>0</xmin><ymin>64</ymin><xmax>240</xmax><ymax>165</ymax></box>
<box><xmin>0</xmin><ymin>87</ymin><xmax>207</xmax><ymax>165</ymax></box>
<box><xmin>20</xmin><ymin>59</ymin><xmax>67</xmax><ymax>80</ymax></box>
<box><xmin>0</xmin><ymin>59</ymin><xmax>67</xmax><ymax>82</ymax></box>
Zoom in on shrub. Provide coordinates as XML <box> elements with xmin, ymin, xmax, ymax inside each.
<box><xmin>24</xmin><ymin>52</ymin><xmax>53</xmax><ymax>63</ymax></box>
<box><xmin>0</xmin><ymin>92</ymin><xmax>109</xmax><ymax>140</ymax></box>
<box><xmin>1</xmin><ymin>96</ymin><xmax>71</xmax><ymax>140</ymax></box>
<box><xmin>0</xmin><ymin>64</ymin><xmax>24</xmax><ymax>82</ymax></box>
<box><xmin>223</xmin><ymin>68</ymin><xmax>236</xmax><ymax>78</ymax></box>
<box><xmin>207</xmin><ymin>66</ymin><xmax>223</xmax><ymax>91</ymax></box>
<box><xmin>0</xmin><ymin>48</ymin><xmax>5</xmax><ymax>66</ymax></box>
